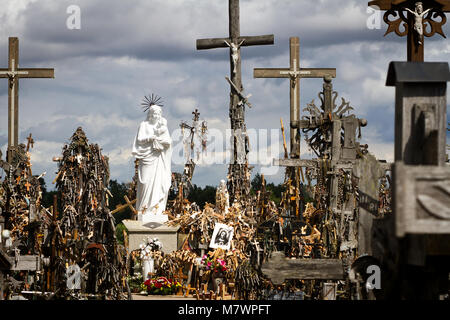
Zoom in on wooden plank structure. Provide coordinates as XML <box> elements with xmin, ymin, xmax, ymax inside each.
<box><xmin>10</xmin><ymin>255</ymin><xmax>41</xmax><ymax>271</ymax></box>
<box><xmin>371</xmin><ymin>61</ymin><xmax>450</xmax><ymax>299</ymax></box>
<box><xmin>196</xmin><ymin>0</ymin><xmax>274</xmax><ymax>202</ymax></box>
<box><xmin>0</xmin><ymin>37</ymin><xmax>54</xmax><ymax>162</ymax></box>
<box><xmin>386</xmin><ymin>61</ymin><xmax>450</xmax><ymax>236</ymax></box>
<box><xmin>261</xmin><ymin>252</ymin><xmax>344</xmax><ymax>285</ymax></box>
<box><xmin>395</xmin><ymin>163</ymin><xmax>450</xmax><ymax>237</ymax></box>
<box><xmin>261</xmin><ymin>76</ymin><xmax>372</xmax><ymax>289</ymax></box>
<box><xmin>386</xmin><ymin>61</ymin><xmax>449</xmax><ymax>166</ymax></box>
<box><xmin>368</xmin><ymin>0</ymin><xmax>450</xmax><ymax>61</ymax></box>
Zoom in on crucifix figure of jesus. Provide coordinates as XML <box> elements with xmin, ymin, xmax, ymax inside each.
<box><xmin>224</xmin><ymin>39</ymin><xmax>245</xmax><ymax>74</ymax></box>
<box><xmin>0</xmin><ymin>37</ymin><xmax>54</xmax><ymax>162</ymax></box>
<box><xmin>368</xmin><ymin>0</ymin><xmax>449</xmax><ymax>61</ymax></box>
<box><xmin>405</xmin><ymin>2</ymin><xmax>432</xmax><ymax>44</ymax></box>
<box><xmin>196</xmin><ymin>0</ymin><xmax>274</xmax><ymax>203</ymax></box>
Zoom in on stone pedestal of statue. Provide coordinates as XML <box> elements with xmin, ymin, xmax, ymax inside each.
<box><xmin>122</xmin><ymin>220</ymin><xmax>180</xmax><ymax>254</ymax></box>
<box><xmin>138</xmin><ymin>211</ymin><xmax>169</xmax><ymax>229</ymax></box>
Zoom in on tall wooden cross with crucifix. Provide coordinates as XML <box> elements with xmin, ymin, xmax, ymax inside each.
<box><xmin>369</xmin><ymin>0</ymin><xmax>450</xmax><ymax>61</ymax></box>
<box><xmin>253</xmin><ymin>37</ymin><xmax>335</xmax><ymax>217</ymax></box>
<box><xmin>254</xmin><ymin>37</ymin><xmax>336</xmax><ymax>159</ymax></box>
<box><xmin>0</xmin><ymin>37</ymin><xmax>54</xmax><ymax>162</ymax></box>
<box><xmin>196</xmin><ymin>0</ymin><xmax>274</xmax><ymax>202</ymax></box>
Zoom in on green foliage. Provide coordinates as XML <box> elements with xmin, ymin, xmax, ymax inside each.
<box><xmin>251</xmin><ymin>173</ymin><xmax>263</xmax><ymax>193</ymax></box>
<box><xmin>38</xmin><ymin>177</ymin><xmax>59</xmax><ymax>210</ymax></box>
<box><xmin>187</xmin><ymin>184</ymin><xmax>216</xmax><ymax>208</ymax></box>
<box><xmin>108</xmin><ymin>179</ymin><xmax>132</xmax><ymax>225</ymax></box>
<box><xmin>251</xmin><ymin>173</ymin><xmax>283</xmax><ymax>205</ymax></box>
<box><xmin>266</xmin><ymin>182</ymin><xmax>283</xmax><ymax>205</ymax></box>
<box><xmin>39</xmin><ymin>178</ymin><xmax>135</xmax><ymax>225</ymax></box>
<box><xmin>115</xmin><ymin>222</ymin><xmax>127</xmax><ymax>245</ymax></box>
<box><xmin>302</xmin><ymin>184</ymin><xmax>314</xmax><ymax>203</ymax></box>
<box><xmin>127</xmin><ymin>275</ymin><xmax>146</xmax><ymax>293</ymax></box>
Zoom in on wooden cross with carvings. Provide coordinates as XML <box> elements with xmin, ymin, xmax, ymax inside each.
<box><xmin>0</xmin><ymin>37</ymin><xmax>54</xmax><ymax>162</ymax></box>
<box><xmin>368</xmin><ymin>0</ymin><xmax>450</xmax><ymax>61</ymax></box>
<box><xmin>196</xmin><ymin>0</ymin><xmax>274</xmax><ymax>202</ymax></box>
<box><xmin>254</xmin><ymin>37</ymin><xmax>336</xmax><ymax>159</ymax></box>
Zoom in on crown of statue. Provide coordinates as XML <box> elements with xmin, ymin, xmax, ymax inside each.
<box><xmin>141</xmin><ymin>93</ymin><xmax>164</xmax><ymax>112</ymax></box>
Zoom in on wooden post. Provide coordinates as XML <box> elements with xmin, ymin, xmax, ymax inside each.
<box><xmin>406</xmin><ymin>12</ymin><xmax>424</xmax><ymax>62</ymax></box>
<box><xmin>381</xmin><ymin>60</ymin><xmax>450</xmax><ymax>299</ymax></box>
<box><xmin>196</xmin><ymin>0</ymin><xmax>274</xmax><ymax>202</ymax></box>
<box><xmin>254</xmin><ymin>39</ymin><xmax>335</xmax><ymax>216</ymax></box>
<box><xmin>386</xmin><ymin>62</ymin><xmax>449</xmax><ymax>166</ymax></box>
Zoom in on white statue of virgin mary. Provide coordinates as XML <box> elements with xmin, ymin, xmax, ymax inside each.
<box><xmin>132</xmin><ymin>94</ymin><xmax>172</xmax><ymax>226</ymax></box>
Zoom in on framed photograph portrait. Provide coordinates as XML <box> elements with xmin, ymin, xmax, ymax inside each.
<box><xmin>209</xmin><ymin>223</ymin><xmax>234</xmax><ymax>250</ymax></box>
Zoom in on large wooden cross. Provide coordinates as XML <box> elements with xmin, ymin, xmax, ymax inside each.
<box><xmin>368</xmin><ymin>0</ymin><xmax>450</xmax><ymax>61</ymax></box>
<box><xmin>0</xmin><ymin>37</ymin><xmax>54</xmax><ymax>162</ymax></box>
<box><xmin>254</xmin><ymin>37</ymin><xmax>336</xmax><ymax>159</ymax></box>
<box><xmin>196</xmin><ymin>0</ymin><xmax>274</xmax><ymax>202</ymax></box>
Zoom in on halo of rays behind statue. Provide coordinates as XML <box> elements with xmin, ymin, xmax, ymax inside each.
<box><xmin>141</xmin><ymin>93</ymin><xmax>164</xmax><ymax>112</ymax></box>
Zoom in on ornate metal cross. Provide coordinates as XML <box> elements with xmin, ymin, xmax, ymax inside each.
<box><xmin>192</xmin><ymin>109</ymin><xmax>200</xmax><ymax>122</ymax></box>
<box><xmin>368</xmin><ymin>0</ymin><xmax>449</xmax><ymax>61</ymax></box>
<box><xmin>0</xmin><ymin>37</ymin><xmax>54</xmax><ymax>162</ymax></box>
<box><xmin>254</xmin><ymin>37</ymin><xmax>336</xmax><ymax>159</ymax></box>
<box><xmin>196</xmin><ymin>0</ymin><xmax>274</xmax><ymax>202</ymax></box>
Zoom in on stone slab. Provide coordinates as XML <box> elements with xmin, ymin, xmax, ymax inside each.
<box><xmin>123</xmin><ymin>219</ymin><xmax>180</xmax><ymax>254</ymax></box>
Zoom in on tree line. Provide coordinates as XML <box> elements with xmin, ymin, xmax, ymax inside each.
<box><xmin>39</xmin><ymin>173</ymin><xmax>311</xmax><ymax>244</ymax></box>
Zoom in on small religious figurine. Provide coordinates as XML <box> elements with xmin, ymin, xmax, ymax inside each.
<box><xmin>132</xmin><ymin>94</ymin><xmax>172</xmax><ymax>227</ymax></box>
<box><xmin>404</xmin><ymin>2</ymin><xmax>431</xmax><ymax>45</ymax></box>
<box><xmin>215</xmin><ymin>179</ymin><xmax>230</xmax><ymax>214</ymax></box>
<box><xmin>224</xmin><ymin>40</ymin><xmax>244</xmax><ymax>74</ymax></box>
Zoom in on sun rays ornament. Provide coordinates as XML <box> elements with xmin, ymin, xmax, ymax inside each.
<box><xmin>141</xmin><ymin>93</ymin><xmax>164</xmax><ymax>112</ymax></box>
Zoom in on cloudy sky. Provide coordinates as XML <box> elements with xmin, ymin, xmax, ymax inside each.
<box><xmin>0</xmin><ymin>0</ymin><xmax>449</xmax><ymax>189</ymax></box>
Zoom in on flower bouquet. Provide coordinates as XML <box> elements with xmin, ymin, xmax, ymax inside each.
<box><xmin>144</xmin><ymin>276</ymin><xmax>181</xmax><ymax>295</ymax></box>
<box><xmin>200</xmin><ymin>255</ymin><xmax>227</xmax><ymax>275</ymax></box>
